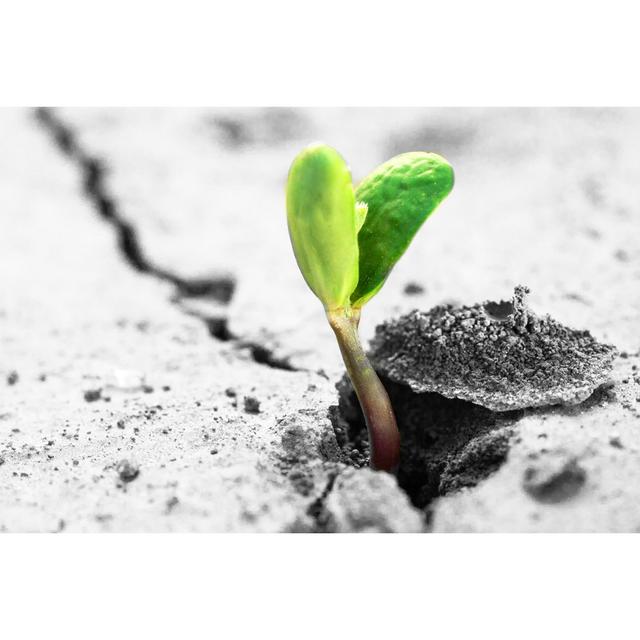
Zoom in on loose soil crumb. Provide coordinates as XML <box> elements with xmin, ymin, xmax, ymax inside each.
<box><xmin>609</xmin><ymin>436</ymin><xmax>624</xmax><ymax>449</ymax></box>
<box><xmin>369</xmin><ymin>286</ymin><xmax>618</xmax><ymax>411</ymax></box>
<box><xmin>404</xmin><ymin>282</ymin><xmax>425</xmax><ymax>295</ymax></box>
<box><xmin>115</xmin><ymin>459</ymin><xmax>140</xmax><ymax>483</ymax></box>
<box><xmin>243</xmin><ymin>396</ymin><xmax>260</xmax><ymax>414</ymax></box>
<box><xmin>522</xmin><ymin>458</ymin><xmax>587</xmax><ymax>503</ymax></box>
<box><xmin>83</xmin><ymin>388</ymin><xmax>102</xmax><ymax>402</ymax></box>
<box><xmin>165</xmin><ymin>496</ymin><xmax>179</xmax><ymax>513</ymax></box>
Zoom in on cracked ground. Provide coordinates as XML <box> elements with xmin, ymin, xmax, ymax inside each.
<box><xmin>1</xmin><ymin>107</ymin><xmax>640</xmax><ymax>532</ymax></box>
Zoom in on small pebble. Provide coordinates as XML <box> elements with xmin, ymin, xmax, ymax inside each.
<box><xmin>84</xmin><ymin>388</ymin><xmax>102</xmax><ymax>402</ymax></box>
<box><xmin>609</xmin><ymin>436</ymin><xmax>624</xmax><ymax>449</ymax></box>
<box><xmin>522</xmin><ymin>459</ymin><xmax>586</xmax><ymax>504</ymax></box>
<box><xmin>165</xmin><ymin>496</ymin><xmax>179</xmax><ymax>513</ymax></box>
<box><xmin>115</xmin><ymin>459</ymin><xmax>139</xmax><ymax>483</ymax></box>
<box><xmin>243</xmin><ymin>396</ymin><xmax>261</xmax><ymax>414</ymax></box>
<box><xmin>404</xmin><ymin>282</ymin><xmax>425</xmax><ymax>295</ymax></box>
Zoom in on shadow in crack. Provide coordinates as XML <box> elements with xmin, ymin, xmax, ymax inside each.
<box><xmin>34</xmin><ymin>107</ymin><xmax>236</xmax><ymax>305</ymax></box>
<box><xmin>331</xmin><ymin>374</ymin><xmax>523</xmax><ymax>510</ymax></box>
<box><xmin>34</xmin><ymin>107</ymin><xmax>302</xmax><ymax>373</ymax></box>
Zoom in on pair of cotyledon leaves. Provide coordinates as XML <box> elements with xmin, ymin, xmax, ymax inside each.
<box><xmin>286</xmin><ymin>144</ymin><xmax>454</xmax><ymax>311</ymax></box>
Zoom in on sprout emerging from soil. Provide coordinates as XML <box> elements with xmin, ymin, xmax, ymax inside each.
<box><xmin>286</xmin><ymin>143</ymin><xmax>454</xmax><ymax>471</ymax></box>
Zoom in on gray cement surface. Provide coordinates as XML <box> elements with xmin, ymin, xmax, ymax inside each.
<box><xmin>1</xmin><ymin>107</ymin><xmax>639</xmax><ymax>531</ymax></box>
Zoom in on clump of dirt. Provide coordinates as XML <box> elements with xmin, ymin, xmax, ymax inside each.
<box><xmin>404</xmin><ymin>282</ymin><xmax>425</xmax><ymax>296</ymax></box>
<box><xmin>369</xmin><ymin>286</ymin><xmax>617</xmax><ymax>411</ymax></box>
<box><xmin>83</xmin><ymin>388</ymin><xmax>102</xmax><ymax>402</ymax></box>
<box><xmin>115</xmin><ymin>459</ymin><xmax>139</xmax><ymax>484</ymax></box>
<box><xmin>522</xmin><ymin>458</ymin><xmax>587</xmax><ymax>503</ymax></box>
<box><xmin>331</xmin><ymin>286</ymin><xmax>617</xmax><ymax>511</ymax></box>
<box><xmin>243</xmin><ymin>396</ymin><xmax>261</xmax><ymax>414</ymax></box>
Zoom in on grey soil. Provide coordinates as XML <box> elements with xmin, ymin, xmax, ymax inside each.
<box><xmin>368</xmin><ymin>286</ymin><xmax>618</xmax><ymax>411</ymax></box>
<box><xmin>334</xmin><ymin>288</ymin><xmax>618</xmax><ymax>510</ymax></box>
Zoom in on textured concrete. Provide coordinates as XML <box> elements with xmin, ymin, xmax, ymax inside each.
<box><xmin>0</xmin><ymin>109</ymin><xmax>420</xmax><ymax>532</ymax></box>
<box><xmin>2</xmin><ymin>107</ymin><xmax>639</xmax><ymax>531</ymax></box>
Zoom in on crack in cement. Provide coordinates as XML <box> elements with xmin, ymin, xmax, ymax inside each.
<box><xmin>34</xmin><ymin>107</ymin><xmax>301</xmax><ymax>373</ymax></box>
<box><xmin>305</xmin><ymin>470</ymin><xmax>340</xmax><ymax>533</ymax></box>
<box><xmin>34</xmin><ymin>107</ymin><xmax>235</xmax><ymax>304</ymax></box>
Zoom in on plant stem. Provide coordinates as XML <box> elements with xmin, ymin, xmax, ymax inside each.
<box><xmin>327</xmin><ymin>308</ymin><xmax>400</xmax><ymax>472</ymax></box>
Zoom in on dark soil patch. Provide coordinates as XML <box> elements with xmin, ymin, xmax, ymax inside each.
<box><xmin>83</xmin><ymin>388</ymin><xmax>102</xmax><ymax>402</ymax></box>
<box><xmin>332</xmin><ymin>374</ymin><xmax>522</xmax><ymax>510</ymax></box>
<box><xmin>243</xmin><ymin>395</ymin><xmax>261</xmax><ymax>414</ymax></box>
<box><xmin>115</xmin><ymin>459</ymin><xmax>140</xmax><ymax>484</ymax></box>
<box><xmin>522</xmin><ymin>458</ymin><xmax>587</xmax><ymax>504</ymax></box>
<box><xmin>330</xmin><ymin>288</ymin><xmax>616</xmax><ymax>514</ymax></box>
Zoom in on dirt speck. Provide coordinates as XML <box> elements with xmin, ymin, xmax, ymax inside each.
<box><xmin>83</xmin><ymin>388</ymin><xmax>102</xmax><ymax>402</ymax></box>
<box><xmin>165</xmin><ymin>496</ymin><xmax>179</xmax><ymax>513</ymax></box>
<box><xmin>522</xmin><ymin>458</ymin><xmax>586</xmax><ymax>503</ymax></box>
<box><xmin>288</xmin><ymin>468</ymin><xmax>315</xmax><ymax>497</ymax></box>
<box><xmin>244</xmin><ymin>396</ymin><xmax>261</xmax><ymax>414</ymax></box>
<box><xmin>404</xmin><ymin>282</ymin><xmax>425</xmax><ymax>296</ymax></box>
<box><xmin>609</xmin><ymin>436</ymin><xmax>624</xmax><ymax>449</ymax></box>
<box><xmin>115</xmin><ymin>459</ymin><xmax>139</xmax><ymax>483</ymax></box>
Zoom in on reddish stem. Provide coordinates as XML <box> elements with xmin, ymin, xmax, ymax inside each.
<box><xmin>328</xmin><ymin>309</ymin><xmax>400</xmax><ymax>472</ymax></box>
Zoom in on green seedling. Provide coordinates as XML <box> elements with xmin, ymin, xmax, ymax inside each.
<box><xmin>287</xmin><ymin>143</ymin><xmax>454</xmax><ymax>471</ymax></box>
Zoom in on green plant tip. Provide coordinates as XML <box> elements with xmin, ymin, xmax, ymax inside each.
<box><xmin>285</xmin><ymin>142</ymin><xmax>454</xmax><ymax>472</ymax></box>
<box><xmin>286</xmin><ymin>143</ymin><xmax>360</xmax><ymax>311</ymax></box>
<box><xmin>351</xmin><ymin>152</ymin><xmax>454</xmax><ymax>307</ymax></box>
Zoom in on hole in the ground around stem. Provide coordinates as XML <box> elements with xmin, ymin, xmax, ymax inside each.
<box><xmin>331</xmin><ymin>374</ymin><xmax>522</xmax><ymax>510</ymax></box>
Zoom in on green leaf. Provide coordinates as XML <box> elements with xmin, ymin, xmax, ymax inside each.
<box><xmin>286</xmin><ymin>143</ymin><xmax>359</xmax><ymax>311</ymax></box>
<box><xmin>350</xmin><ymin>152</ymin><xmax>454</xmax><ymax>307</ymax></box>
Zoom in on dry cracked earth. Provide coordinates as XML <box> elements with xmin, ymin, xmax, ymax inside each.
<box><xmin>1</xmin><ymin>107</ymin><xmax>639</xmax><ymax>532</ymax></box>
